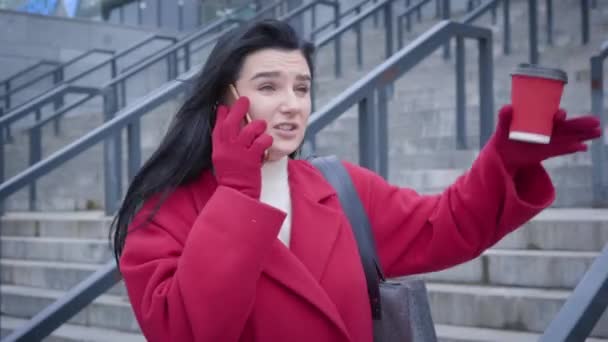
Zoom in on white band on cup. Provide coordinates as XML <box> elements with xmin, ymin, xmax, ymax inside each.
<box><xmin>509</xmin><ymin>131</ymin><xmax>551</xmax><ymax>144</ymax></box>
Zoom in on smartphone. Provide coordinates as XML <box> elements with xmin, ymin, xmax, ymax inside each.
<box><xmin>227</xmin><ymin>84</ymin><xmax>269</xmax><ymax>161</ymax></box>
<box><xmin>228</xmin><ymin>85</ymin><xmax>253</xmax><ymax>124</ymax></box>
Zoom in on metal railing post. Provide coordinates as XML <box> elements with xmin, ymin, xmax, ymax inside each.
<box><xmin>377</xmin><ymin>86</ymin><xmax>389</xmax><ymax>179</ymax></box>
<box><xmin>591</xmin><ymin>56</ymin><xmax>606</xmax><ymax>204</ymax></box>
<box><xmin>373</xmin><ymin>0</ymin><xmax>380</xmax><ymax>27</ymax></box>
<box><xmin>355</xmin><ymin>6</ymin><xmax>363</xmax><ymax>70</ymax></box>
<box><xmin>184</xmin><ymin>43</ymin><xmax>191</xmax><ymax>72</ymax></box>
<box><xmin>127</xmin><ymin>119</ymin><xmax>142</xmax><ymax>182</ymax></box>
<box><xmin>539</xmin><ymin>243</ymin><xmax>608</xmax><ymax>341</ymax></box>
<box><xmin>528</xmin><ymin>0</ymin><xmax>539</xmax><ymax>64</ymax></box>
<box><xmin>102</xmin><ymin>88</ymin><xmax>122</xmax><ymax>215</ymax></box>
<box><xmin>456</xmin><ymin>36</ymin><xmax>467</xmax><ymax>149</ymax></box>
<box><xmin>178</xmin><ymin>0</ymin><xmax>184</xmax><ymax>31</ymax></box>
<box><xmin>479</xmin><ymin>33</ymin><xmax>494</xmax><ymax>147</ymax></box>
<box><xmin>0</xmin><ymin>112</ymin><xmax>4</xmax><ymax>215</ymax></box>
<box><xmin>334</xmin><ymin>32</ymin><xmax>342</xmax><ymax>78</ymax></box>
<box><xmin>156</xmin><ymin>0</ymin><xmax>162</xmax><ymax>28</ymax></box>
<box><xmin>435</xmin><ymin>0</ymin><xmax>441</xmax><ymax>19</ymax></box>
<box><xmin>442</xmin><ymin>0</ymin><xmax>451</xmax><ymax>59</ymax></box>
<box><xmin>334</xmin><ymin>2</ymin><xmax>341</xmax><ymax>78</ymax></box>
<box><xmin>546</xmin><ymin>0</ymin><xmax>553</xmax><ymax>46</ymax></box>
<box><xmin>28</xmin><ymin>109</ymin><xmax>43</xmax><ymax>211</ymax></box>
<box><xmin>53</xmin><ymin>67</ymin><xmax>65</xmax><ymax>136</ymax></box>
<box><xmin>503</xmin><ymin>0</ymin><xmax>511</xmax><ymax>54</ymax></box>
<box><xmin>311</xmin><ymin>3</ymin><xmax>317</xmax><ymax>34</ymax></box>
<box><xmin>398</xmin><ymin>16</ymin><xmax>404</xmax><ymax>49</ymax></box>
<box><xmin>384</xmin><ymin>2</ymin><xmax>394</xmax><ymax>59</ymax></box>
<box><xmin>582</xmin><ymin>0</ymin><xmax>590</xmax><ymax>44</ymax></box>
<box><xmin>137</xmin><ymin>0</ymin><xmax>143</xmax><ymax>25</ymax></box>
<box><xmin>359</xmin><ymin>94</ymin><xmax>377</xmax><ymax>171</ymax></box>
<box><xmin>5</xmin><ymin>79</ymin><xmax>10</xmax><ymax>110</ymax></box>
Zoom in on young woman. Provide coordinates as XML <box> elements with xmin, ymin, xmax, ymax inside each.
<box><xmin>112</xmin><ymin>19</ymin><xmax>601</xmax><ymax>342</ymax></box>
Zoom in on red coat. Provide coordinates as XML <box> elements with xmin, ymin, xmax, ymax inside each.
<box><xmin>120</xmin><ymin>145</ymin><xmax>555</xmax><ymax>342</ymax></box>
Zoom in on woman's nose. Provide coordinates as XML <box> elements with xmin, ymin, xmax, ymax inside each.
<box><xmin>279</xmin><ymin>90</ymin><xmax>300</xmax><ymax>113</ymax></box>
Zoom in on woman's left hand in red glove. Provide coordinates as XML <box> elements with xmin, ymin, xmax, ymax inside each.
<box><xmin>489</xmin><ymin>104</ymin><xmax>602</xmax><ymax>174</ymax></box>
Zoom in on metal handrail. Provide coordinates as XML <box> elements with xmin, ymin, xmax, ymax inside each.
<box><xmin>0</xmin><ymin>85</ymin><xmax>98</xmax><ymax>128</ymax></box>
<box><xmin>2</xmin><ymin>260</ymin><xmax>121</xmax><ymax>342</ymax></box>
<box><xmin>395</xmin><ymin>0</ymin><xmax>434</xmax><ymax>48</ymax></box>
<box><xmin>0</xmin><ymin>60</ymin><xmax>60</xmax><ymax>93</ymax></box>
<box><xmin>307</xmin><ymin>20</ymin><xmax>494</xmax><ymax>177</ymax></box>
<box><xmin>590</xmin><ymin>41</ymin><xmax>608</xmax><ymax>205</ymax></box>
<box><xmin>539</xmin><ymin>243</ymin><xmax>608</xmax><ymax>341</ymax></box>
<box><xmin>310</xmin><ymin>0</ymin><xmax>372</xmax><ymax>40</ymax></box>
<box><xmin>314</xmin><ymin>0</ymin><xmax>415</xmax><ymax>78</ymax></box>
<box><xmin>0</xmin><ymin>34</ymin><xmax>177</xmax><ymax>122</ymax></box>
<box><xmin>0</xmin><ymin>49</ymin><xmax>114</xmax><ymax>104</ymax></box>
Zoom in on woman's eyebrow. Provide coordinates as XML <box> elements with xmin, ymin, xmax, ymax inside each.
<box><xmin>250</xmin><ymin>71</ymin><xmax>280</xmax><ymax>81</ymax></box>
<box><xmin>250</xmin><ymin>71</ymin><xmax>311</xmax><ymax>82</ymax></box>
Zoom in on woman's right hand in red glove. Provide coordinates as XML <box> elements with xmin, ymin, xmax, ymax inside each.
<box><xmin>212</xmin><ymin>97</ymin><xmax>273</xmax><ymax>199</ymax></box>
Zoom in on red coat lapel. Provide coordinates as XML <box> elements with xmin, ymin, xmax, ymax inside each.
<box><xmin>261</xmin><ymin>160</ymin><xmax>351</xmax><ymax>340</ymax></box>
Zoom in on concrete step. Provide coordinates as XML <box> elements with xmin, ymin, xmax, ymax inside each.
<box><xmin>394</xmin><ymin>165</ymin><xmax>594</xmax><ymax>190</ymax></box>
<box><xmin>0</xmin><ymin>315</ymin><xmax>144</xmax><ymax>342</ymax></box>
<box><xmin>0</xmin><ymin>258</ymin><xmax>126</xmax><ymax>296</ymax></box>
<box><xmin>435</xmin><ymin>323</ymin><xmax>608</xmax><ymax>342</ymax></box>
<box><xmin>1</xmin><ymin>236</ymin><xmax>112</xmax><ymax>264</ymax></box>
<box><xmin>426</xmin><ymin>283</ymin><xmax>608</xmax><ymax>338</ymax></box>
<box><xmin>422</xmin><ymin>249</ymin><xmax>600</xmax><ymax>289</ymax></box>
<box><xmin>1</xmin><ymin>211</ymin><xmax>111</xmax><ymax>239</ymax></box>
<box><xmin>0</xmin><ymin>285</ymin><xmax>140</xmax><ymax>334</ymax></box>
<box><xmin>495</xmin><ymin>208</ymin><xmax>608</xmax><ymax>251</ymax></box>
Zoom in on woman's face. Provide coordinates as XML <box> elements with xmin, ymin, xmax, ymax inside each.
<box><xmin>233</xmin><ymin>48</ymin><xmax>312</xmax><ymax>161</ymax></box>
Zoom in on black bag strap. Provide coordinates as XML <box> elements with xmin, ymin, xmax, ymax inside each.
<box><xmin>311</xmin><ymin>155</ymin><xmax>385</xmax><ymax>320</ymax></box>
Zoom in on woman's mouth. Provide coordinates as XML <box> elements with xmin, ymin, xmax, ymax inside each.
<box><xmin>273</xmin><ymin>123</ymin><xmax>299</xmax><ymax>138</ymax></box>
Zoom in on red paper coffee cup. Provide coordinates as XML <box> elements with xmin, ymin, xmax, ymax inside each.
<box><xmin>510</xmin><ymin>64</ymin><xmax>568</xmax><ymax>144</ymax></box>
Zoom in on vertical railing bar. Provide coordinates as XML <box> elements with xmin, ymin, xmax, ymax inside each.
<box><xmin>456</xmin><ymin>36</ymin><xmax>467</xmax><ymax>149</ymax></box>
<box><xmin>156</xmin><ymin>0</ymin><xmax>162</xmax><ymax>28</ymax></box>
<box><xmin>398</xmin><ymin>16</ymin><xmax>404</xmax><ymax>49</ymax></box>
<box><xmin>28</xmin><ymin>109</ymin><xmax>43</xmax><ymax>211</ymax></box>
<box><xmin>479</xmin><ymin>33</ymin><xmax>494</xmax><ymax>147</ymax></box>
<box><xmin>359</xmin><ymin>95</ymin><xmax>376</xmax><ymax>170</ymax></box>
<box><xmin>503</xmin><ymin>0</ymin><xmax>511</xmax><ymax>55</ymax></box>
<box><xmin>377</xmin><ymin>86</ymin><xmax>389</xmax><ymax>179</ymax></box>
<box><xmin>356</xmin><ymin>8</ymin><xmax>363</xmax><ymax>70</ymax></box>
<box><xmin>127</xmin><ymin>119</ymin><xmax>142</xmax><ymax>182</ymax></box>
<box><xmin>53</xmin><ymin>68</ymin><xmax>64</xmax><ymax>136</ymax></box>
<box><xmin>546</xmin><ymin>0</ymin><xmax>553</xmax><ymax>46</ymax></box>
<box><xmin>384</xmin><ymin>2</ymin><xmax>394</xmax><ymax>60</ymax></box>
<box><xmin>529</xmin><ymin>0</ymin><xmax>539</xmax><ymax>64</ymax></box>
<box><xmin>334</xmin><ymin>2</ymin><xmax>341</xmax><ymax>78</ymax></box>
<box><xmin>442</xmin><ymin>0</ymin><xmax>451</xmax><ymax>59</ymax></box>
<box><xmin>591</xmin><ymin>56</ymin><xmax>606</xmax><ymax>205</ymax></box>
<box><xmin>582</xmin><ymin>0</ymin><xmax>590</xmax><ymax>44</ymax></box>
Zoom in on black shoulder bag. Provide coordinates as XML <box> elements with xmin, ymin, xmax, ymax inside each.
<box><xmin>311</xmin><ymin>156</ymin><xmax>437</xmax><ymax>342</ymax></box>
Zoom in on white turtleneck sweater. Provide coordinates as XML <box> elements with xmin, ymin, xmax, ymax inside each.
<box><xmin>260</xmin><ymin>157</ymin><xmax>292</xmax><ymax>247</ymax></box>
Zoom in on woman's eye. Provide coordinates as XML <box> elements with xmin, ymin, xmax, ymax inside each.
<box><xmin>296</xmin><ymin>86</ymin><xmax>309</xmax><ymax>94</ymax></box>
<box><xmin>259</xmin><ymin>84</ymin><xmax>275</xmax><ymax>91</ymax></box>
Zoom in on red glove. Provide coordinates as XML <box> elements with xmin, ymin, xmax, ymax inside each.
<box><xmin>212</xmin><ymin>97</ymin><xmax>273</xmax><ymax>199</ymax></box>
<box><xmin>489</xmin><ymin>105</ymin><xmax>602</xmax><ymax>174</ymax></box>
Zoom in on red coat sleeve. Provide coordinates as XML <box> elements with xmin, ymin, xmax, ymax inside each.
<box><xmin>344</xmin><ymin>143</ymin><xmax>556</xmax><ymax>278</ymax></box>
<box><xmin>119</xmin><ymin>185</ymin><xmax>286</xmax><ymax>342</ymax></box>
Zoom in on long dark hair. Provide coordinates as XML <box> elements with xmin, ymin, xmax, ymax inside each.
<box><xmin>111</xmin><ymin>19</ymin><xmax>315</xmax><ymax>262</ymax></box>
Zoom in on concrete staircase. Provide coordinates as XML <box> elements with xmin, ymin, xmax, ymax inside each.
<box><xmin>2</xmin><ymin>0</ymin><xmax>608</xmax><ymax>340</ymax></box>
